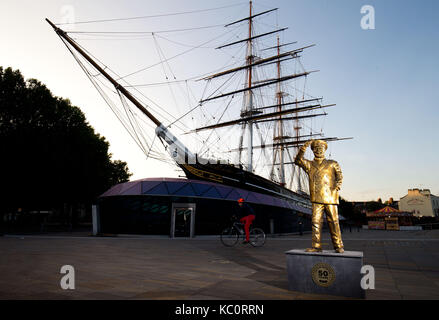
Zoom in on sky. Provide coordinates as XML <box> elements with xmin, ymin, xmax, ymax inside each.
<box><xmin>1</xmin><ymin>0</ymin><xmax>438</xmax><ymax>202</ymax></box>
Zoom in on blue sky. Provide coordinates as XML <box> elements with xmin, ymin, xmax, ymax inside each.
<box><xmin>1</xmin><ymin>0</ymin><xmax>438</xmax><ymax>201</ymax></box>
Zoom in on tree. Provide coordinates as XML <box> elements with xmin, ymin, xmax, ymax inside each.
<box><xmin>0</xmin><ymin>67</ymin><xmax>131</xmax><ymax>223</ymax></box>
<box><xmin>365</xmin><ymin>201</ymin><xmax>385</xmax><ymax>212</ymax></box>
<box><xmin>338</xmin><ymin>197</ymin><xmax>365</xmax><ymax>225</ymax></box>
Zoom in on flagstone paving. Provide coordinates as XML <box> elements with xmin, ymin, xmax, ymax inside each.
<box><xmin>0</xmin><ymin>230</ymin><xmax>438</xmax><ymax>300</ymax></box>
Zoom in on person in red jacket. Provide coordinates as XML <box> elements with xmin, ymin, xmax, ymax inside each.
<box><xmin>236</xmin><ymin>198</ymin><xmax>255</xmax><ymax>244</ymax></box>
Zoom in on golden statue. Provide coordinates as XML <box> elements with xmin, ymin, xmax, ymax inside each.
<box><xmin>294</xmin><ymin>140</ymin><xmax>344</xmax><ymax>253</ymax></box>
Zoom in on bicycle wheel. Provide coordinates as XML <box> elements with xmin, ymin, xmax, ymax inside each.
<box><xmin>249</xmin><ymin>228</ymin><xmax>266</xmax><ymax>247</ymax></box>
<box><xmin>220</xmin><ymin>227</ymin><xmax>239</xmax><ymax>247</ymax></box>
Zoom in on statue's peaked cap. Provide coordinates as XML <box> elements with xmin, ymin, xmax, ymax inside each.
<box><xmin>311</xmin><ymin>140</ymin><xmax>328</xmax><ymax>150</ymax></box>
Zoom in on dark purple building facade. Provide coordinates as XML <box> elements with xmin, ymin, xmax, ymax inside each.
<box><xmin>98</xmin><ymin>178</ymin><xmax>312</xmax><ymax>237</ymax></box>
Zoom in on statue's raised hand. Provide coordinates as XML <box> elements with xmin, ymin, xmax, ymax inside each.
<box><xmin>301</xmin><ymin>140</ymin><xmax>313</xmax><ymax>150</ymax></box>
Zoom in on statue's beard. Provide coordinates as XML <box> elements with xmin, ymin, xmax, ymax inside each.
<box><xmin>314</xmin><ymin>154</ymin><xmax>325</xmax><ymax>161</ymax></box>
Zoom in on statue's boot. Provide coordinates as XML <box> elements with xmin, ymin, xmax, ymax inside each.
<box><xmin>335</xmin><ymin>247</ymin><xmax>344</xmax><ymax>253</ymax></box>
<box><xmin>305</xmin><ymin>247</ymin><xmax>322</xmax><ymax>252</ymax></box>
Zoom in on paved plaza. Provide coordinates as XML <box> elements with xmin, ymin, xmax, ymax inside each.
<box><xmin>1</xmin><ymin>229</ymin><xmax>439</xmax><ymax>300</ymax></box>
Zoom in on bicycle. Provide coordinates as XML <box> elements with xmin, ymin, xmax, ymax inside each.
<box><xmin>220</xmin><ymin>218</ymin><xmax>266</xmax><ymax>247</ymax></box>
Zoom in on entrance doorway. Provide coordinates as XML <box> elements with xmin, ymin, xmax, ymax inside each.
<box><xmin>170</xmin><ymin>203</ymin><xmax>196</xmax><ymax>238</ymax></box>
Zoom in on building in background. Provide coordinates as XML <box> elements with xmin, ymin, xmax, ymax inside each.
<box><xmin>399</xmin><ymin>189</ymin><xmax>439</xmax><ymax>217</ymax></box>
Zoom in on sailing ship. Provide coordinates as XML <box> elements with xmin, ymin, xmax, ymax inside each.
<box><xmin>46</xmin><ymin>2</ymin><xmax>350</xmax><ymax>210</ymax></box>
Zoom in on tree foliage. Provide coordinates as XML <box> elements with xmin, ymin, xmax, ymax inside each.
<box><xmin>338</xmin><ymin>197</ymin><xmax>369</xmax><ymax>225</ymax></box>
<box><xmin>0</xmin><ymin>67</ymin><xmax>131</xmax><ymax>211</ymax></box>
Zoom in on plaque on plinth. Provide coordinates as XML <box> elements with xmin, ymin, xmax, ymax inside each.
<box><xmin>285</xmin><ymin>249</ymin><xmax>365</xmax><ymax>298</ymax></box>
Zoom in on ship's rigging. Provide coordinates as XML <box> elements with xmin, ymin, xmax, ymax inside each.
<box><xmin>47</xmin><ymin>1</ymin><xmax>352</xmax><ymax>200</ymax></box>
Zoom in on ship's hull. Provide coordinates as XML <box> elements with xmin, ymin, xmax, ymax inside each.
<box><xmin>178</xmin><ymin>162</ymin><xmax>310</xmax><ymax>206</ymax></box>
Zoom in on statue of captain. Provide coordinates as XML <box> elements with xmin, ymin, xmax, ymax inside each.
<box><xmin>294</xmin><ymin>139</ymin><xmax>344</xmax><ymax>253</ymax></box>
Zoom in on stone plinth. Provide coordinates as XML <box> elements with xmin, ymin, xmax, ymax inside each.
<box><xmin>285</xmin><ymin>249</ymin><xmax>365</xmax><ymax>298</ymax></box>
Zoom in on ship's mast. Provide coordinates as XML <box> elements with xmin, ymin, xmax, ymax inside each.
<box><xmin>195</xmin><ymin>4</ymin><xmax>351</xmax><ymax>178</ymax></box>
<box><xmin>275</xmin><ymin>36</ymin><xmax>286</xmax><ymax>186</ymax></box>
<box><xmin>246</xmin><ymin>1</ymin><xmax>254</xmax><ymax>173</ymax></box>
<box><xmin>294</xmin><ymin>98</ymin><xmax>303</xmax><ymax>191</ymax></box>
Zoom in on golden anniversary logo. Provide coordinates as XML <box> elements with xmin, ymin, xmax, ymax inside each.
<box><xmin>311</xmin><ymin>263</ymin><xmax>336</xmax><ymax>287</ymax></box>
